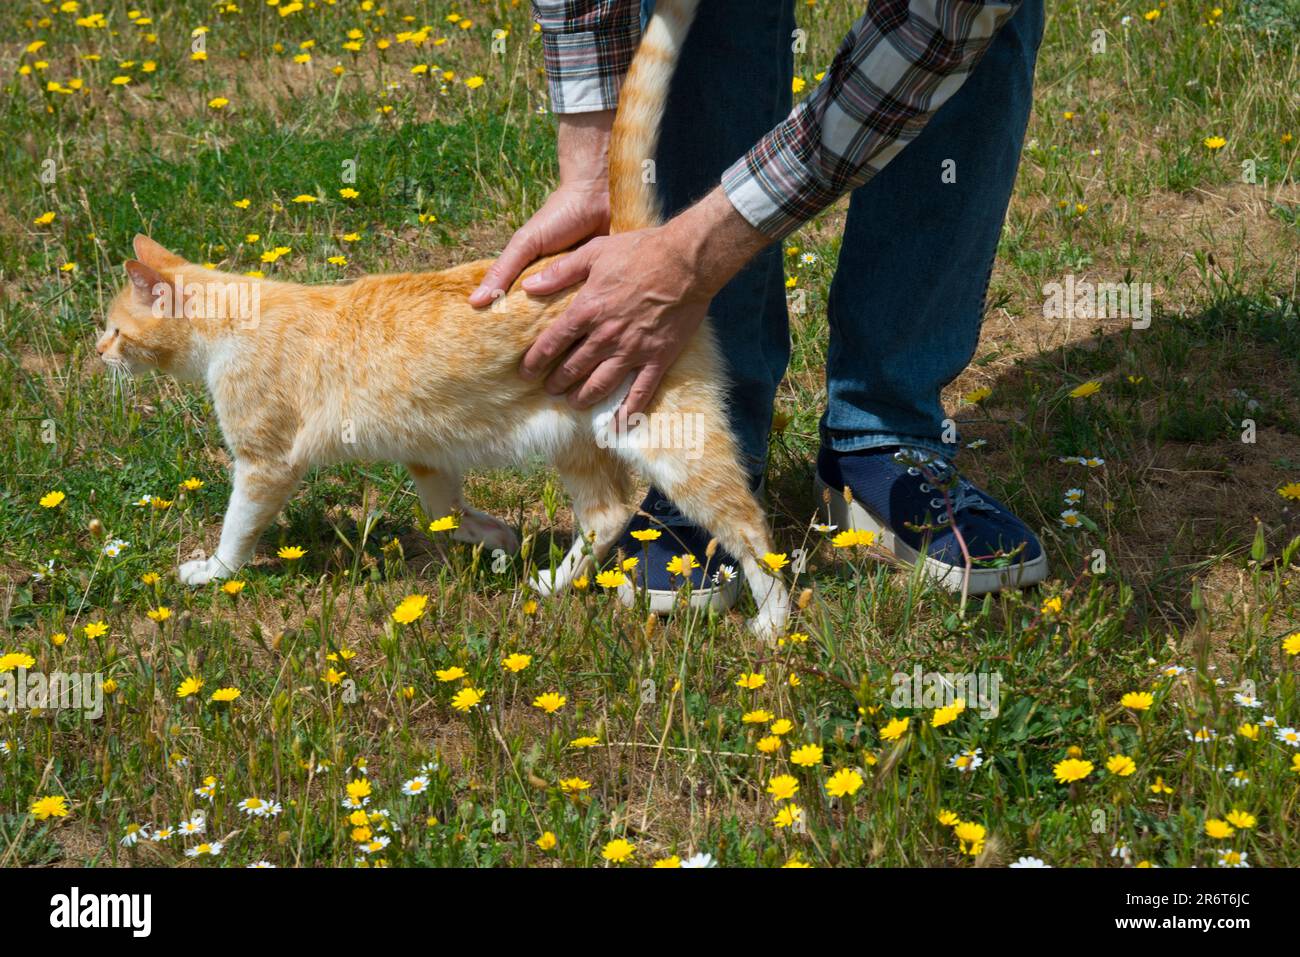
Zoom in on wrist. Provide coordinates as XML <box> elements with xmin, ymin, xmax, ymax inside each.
<box><xmin>557</xmin><ymin>111</ymin><xmax>614</xmax><ymax>189</ymax></box>
<box><xmin>668</xmin><ymin>187</ymin><xmax>771</xmax><ymax>299</ymax></box>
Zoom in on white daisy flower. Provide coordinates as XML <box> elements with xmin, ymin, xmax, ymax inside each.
<box><xmin>948</xmin><ymin>747</ymin><xmax>984</xmax><ymax>773</ymax></box>
<box><xmin>1063</xmin><ymin>488</ymin><xmax>1084</xmax><ymax>504</ymax></box>
<box><xmin>681</xmin><ymin>852</ymin><xmax>717</xmax><ymax>868</ymax></box>
<box><xmin>1059</xmin><ymin>509</ymin><xmax>1083</xmax><ymax>529</ymax></box>
<box><xmin>1261</xmin><ymin>715</ymin><xmax>1278</xmax><ymax>728</ymax></box>
<box><xmin>1110</xmin><ymin>842</ymin><xmax>1131</xmax><ymax>861</ymax></box>
<box><xmin>1009</xmin><ymin>856</ymin><xmax>1050</xmax><ymax>868</ymax></box>
<box><xmin>151</xmin><ymin>827</ymin><xmax>174</xmax><ymax>842</ymax></box>
<box><xmin>1233</xmin><ymin>692</ymin><xmax>1260</xmax><ymax>708</ymax></box>
<box><xmin>712</xmin><ymin>564</ymin><xmax>736</xmax><ymax>585</ymax></box>
<box><xmin>1216</xmin><ymin>849</ymin><xmax>1249</xmax><ymax>868</ymax></box>
<box><xmin>1085</xmin><ymin>457</ymin><xmax>1105</xmax><ymax>468</ymax></box>
<box><xmin>1275</xmin><ymin>726</ymin><xmax>1300</xmax><ymax>747</ymax></box>
<box><xmin>238</xmin><ymin>797</ymin><xmax>271</xmax><ymax>817</ymax></box>
<box><xmin>402</xmin><ymin>775</ymin><xmax>429</xmax><ymax>796</ymax></box>
<box><xmin>357</xmin><ymin>835</ymin><xmax>391</xmax><ymax>854</ymax></box>
<box><xmin>248</xmin><ymin>860</ymin><xmax>277</xmax><ymax>868</ymax></box>
<box><xmin>101</xmin><ymin>538</ymin><xmax>130</xmax><ymax>558</ymax></box>
<box><xmin>119</xmin><ymin>823</ymin><xmax>150</xmax><ymax>847</ymax></box>
<box><xmin>1185</xmin><ymin>727</ymin><xmax>1217</xmax><ymax>744</ymax></box>
<box><xmin>184</xmin><ymin>840</ymin><xmax>222</xmax><ymax>858</ymax></box>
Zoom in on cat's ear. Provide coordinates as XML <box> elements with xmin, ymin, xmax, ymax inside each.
<box><xmin>124</xmin><ymin>259</ymin><xmax>168</xmax><ymax>308</ymax></box>
<box><xmin>132</xmin><ymin>234</ymin><xmax>186</xmax><ymax>270</ymax></box>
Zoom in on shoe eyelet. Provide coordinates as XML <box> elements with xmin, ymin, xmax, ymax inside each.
<box><xmin>919</xmin><ymin>483</ymin><xmax>932</xmax><ymax>492</ymax></box>
<box><xmin>937</xmin><ymin>513</ymin><xmax>950</xmax><ymax>525</ymax></box>
<box><xmin>929</xmin><ymin>497</ymin><xmax>945</xmax><ymax>509</ymax></box>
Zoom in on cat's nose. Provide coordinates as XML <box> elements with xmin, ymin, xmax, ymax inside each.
<box><xmin>95</xmin><ymin>330</ymin><xmax>116</xmax><ymax>355</ymax></box>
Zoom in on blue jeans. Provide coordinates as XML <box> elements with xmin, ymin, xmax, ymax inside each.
<box><xmin>647</xmin><ymin>1</ymin><xmax>1045</xmax><ymax>476</ymax></box>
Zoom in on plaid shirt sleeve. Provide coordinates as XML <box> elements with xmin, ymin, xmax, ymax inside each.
<box><xmin>722</xmin><ymin>1</ymin><xmax>1023</xmax><ymax>241</ymax></box>
<box><xmin>532</xmin><ymin>0</ymin><xmax>641</xmax><ymax>114</ymax></box>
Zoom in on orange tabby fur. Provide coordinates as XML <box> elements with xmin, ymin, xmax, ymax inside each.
<box><xmin>97</xmin><ymin>0</ymin><xmax>789</xmax><ymax>636</ymax></box>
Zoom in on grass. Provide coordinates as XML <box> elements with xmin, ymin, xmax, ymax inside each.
<box><xmin>1</xmin><ymin>0</ymin><xmax>1299</xmax><ymax>868</ymax></box>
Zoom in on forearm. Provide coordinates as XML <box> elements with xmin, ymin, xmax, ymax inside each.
<box><xmin>557</xmin><ymin>110</ymin><xmax>614</xmax><ymax>185</ymax></box>
<box><xmin>663</xmin><ymin>187</ymin><xmax>773</xmax><ymax>302</ymax></box>
<box><xmin>723</xmin><ymin>0</ymin><xmax>1023</xmax><ymax>241</ymax></box>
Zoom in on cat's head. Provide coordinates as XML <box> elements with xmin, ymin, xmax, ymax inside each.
<box><xmin>98</xmin><ymin>235</ymin><xmax>199</xmax><ymax>377</ymax></box>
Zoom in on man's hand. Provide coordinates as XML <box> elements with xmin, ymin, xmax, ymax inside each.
<box><xmin>469</xmin><ymin>112</ymin><xmax>614</xmax><ymax>307</ymax></box>
<box><xmin>518</xmin><ymin>187</ymin><xmax>772</xmax><ymax>415</ymax></box>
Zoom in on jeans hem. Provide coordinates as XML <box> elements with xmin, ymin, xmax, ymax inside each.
<box><xmin>819</xmin><ymin>432</ymin><xmax>956</xmax><ymax>462</ymax></box>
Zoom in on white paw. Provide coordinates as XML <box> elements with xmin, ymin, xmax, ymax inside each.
<box><xmin>178</xmin><ymin>556</ymin><xmax>231</xmax><ymax>586</ymax></box>
<box><xmin>454</xmin><ymin>513</ymin><xmax>519</xmax><ymax>553</ymax></box>
<box><xmin>746</xmin><ymin>595</ymin><xmax>790</xmax><ymax>643</ymax></box>
<box><xmin>746</xmin><ymin>614</ymin><xmax>781</xmax><ymax>643</ymax></box>
<box><xmin>530</xmin><ymin>567</ymin><xmax>572</xmax><ymax>597</ymax></box>
<box><xmin>530</xmin><ymin>569</ymin><xmax>557</xmax><ymax>596</ymax></box>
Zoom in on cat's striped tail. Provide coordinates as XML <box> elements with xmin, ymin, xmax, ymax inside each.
<box><xmin>608</xmin><ymin>0</ymin><xmax>702</xmax><ymax>233</ymax></box>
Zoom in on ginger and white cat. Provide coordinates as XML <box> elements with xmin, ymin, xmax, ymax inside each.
<box><xmin>96</xmin><ymin>0</ymin><xmax>789</xmax><ymax>636</ymax></box>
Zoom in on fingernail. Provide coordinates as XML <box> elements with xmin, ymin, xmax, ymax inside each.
<box><xmin>470</xmin><ymin>285</ymin><xmax>488</xmax><ymax>302</ymax></box>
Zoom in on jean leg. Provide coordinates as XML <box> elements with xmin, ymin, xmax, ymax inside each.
<box><xmin>820</xmin><ymin>0</ymin><xmax>1046</xmax><ymax>458</ymax></box>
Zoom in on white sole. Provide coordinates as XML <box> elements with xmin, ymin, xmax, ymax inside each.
<box><xmin>617</xmin><ymin>571</ymin><xmax>742</xmax><ymax>614</ymax></box>
<box><xmin>814</xmin><ymin>475</ymin><xmax>1048</xmax><ymax>595</ymax></box>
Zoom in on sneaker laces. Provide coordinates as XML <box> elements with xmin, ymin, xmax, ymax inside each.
<box><xmin>893</xmin><ymin>448</ymin><xmax>996</xmax><ymax>517</ymax></box>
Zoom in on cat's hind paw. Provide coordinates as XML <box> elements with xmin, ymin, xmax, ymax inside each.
<box><xmin>178</xmin><ymin>556</ymin><xmax>233</xmax><ymax>586</ymax></box>
<box><xmin>453</xmin><ymin>510</ymin><xmax>519</xmax><ymax>553</ymax></box>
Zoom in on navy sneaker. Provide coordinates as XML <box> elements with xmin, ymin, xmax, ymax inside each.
<box><xmin>814</xmin><ymin>446</ymin><xmax>1047</xmax><ymax>594</ymax></box>
<box><xmin>613</xmin><ymin>487</ymin><xmax>743</xmax><ymax>614</ymax></box>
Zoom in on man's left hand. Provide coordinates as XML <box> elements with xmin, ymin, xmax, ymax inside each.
<box><xmin>519</xmin><ymin>187</ymin><xmax>771</xmax><ymax>416</ymax></box>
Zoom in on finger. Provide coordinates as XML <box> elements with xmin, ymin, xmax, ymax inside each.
<box><xmin>519</xmin><ymin>299</ymin><xmax>598</xmax><ymax>381</ymax></box>
<box><xmin>470</xmin><ymin>229</ymin><xmax>541</xmax><ymax>306</ymax></box>
<box><xmin>569</xmin><ymin>357</ymin><xmax>637</xmax><ymax>410</ymax></box>
<box><xmin>543</xmin><ymin>333</ymin><xmax>616</xmax><ymax>396</ymax></box>
<box><xmin>521</xmin><ymin>243</ymin><xmax>597</xmax><ymax>295</ymax></box>
<box><xmin>618</xmin><ymin>363</ymin><xmax>667</xmax><ymax>418</ymax></box>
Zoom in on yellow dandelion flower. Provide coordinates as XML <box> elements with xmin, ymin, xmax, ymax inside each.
<box><xmin>30</xmin><ymin>795</ymin><xmax>70</xmax><ymax>820</ymax></box>
<box><xmin>451</xmin><ymin>687</ymin><xmax>484</xmax><ymax>712</ymax></box>
<box><xmin>1053</xmin><ymin>757</ymin><xmax>1094</xmax><ymax>783</ymax></box>
<box><xmin>532</xmin><ymin>692</ymin><xmax>566</xmax><ymax>714</ymax></box>
<box><xmin>825</xmin><ymin>768</ymin><xmax>864</xmax><ymax>798</ymax></box>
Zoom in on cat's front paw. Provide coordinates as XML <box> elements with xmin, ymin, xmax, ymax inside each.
<box><xmin>178</xmin><ymin>556</ymin><xmax>232</xmax><ymax>586</ymax></box>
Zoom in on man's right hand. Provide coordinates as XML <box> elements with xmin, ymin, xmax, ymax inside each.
<box><xmin>469</xmin><ymin>111</ymin><xmax>615</xmax><ymax>308</ymax></box>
